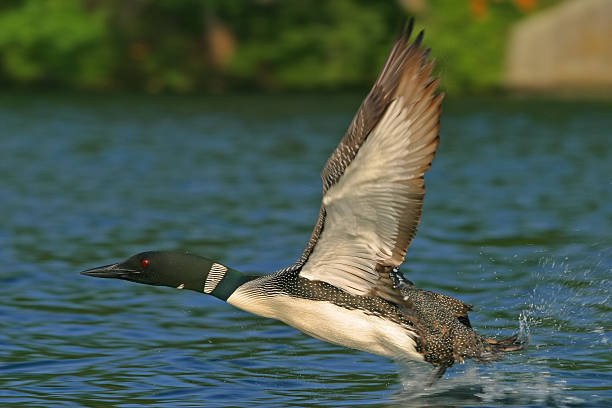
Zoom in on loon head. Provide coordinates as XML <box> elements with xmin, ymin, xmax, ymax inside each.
<box><xmin>81</xmin><ymin>251</ymin><xmax>216</xmax><ymax>292</ymax></box>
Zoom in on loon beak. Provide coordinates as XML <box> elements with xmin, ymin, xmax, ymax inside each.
<box><xmin>80</xmin><ymin>263</ymin><xmax>136</xmax><ymax>279</ymax></box>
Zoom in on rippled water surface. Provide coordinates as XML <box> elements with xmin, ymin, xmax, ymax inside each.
<box><xmin>1</xmin><ymin>93</ymin><xmax>610</xmax><ymax>407</ymax></box>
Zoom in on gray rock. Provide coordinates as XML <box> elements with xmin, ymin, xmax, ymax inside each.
<box><xmin>505</xmin><ymin>0</ymin><xmax>612</xmax><ymax>94</ymax></box>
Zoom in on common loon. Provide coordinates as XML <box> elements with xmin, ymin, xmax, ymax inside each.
<box><xmin>82</xmin><ymin>21</ymin><xmax>524</xmax><ymax>380</ymax></box>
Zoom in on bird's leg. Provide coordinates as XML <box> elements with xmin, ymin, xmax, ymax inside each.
<box><xmin>425</xmin><ymin>365</ymin><xmax>448</xmax><ymax>387</ymax></box>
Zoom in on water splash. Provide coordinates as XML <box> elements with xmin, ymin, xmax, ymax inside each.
<box><xmin>522</xmin><ymin>246</ymin><xmax>611</xmax><ymax>348</ymax></box>
<box><xmin>393</xmin><ymin>364</ymin><xmax>581</xmax><ymax>407</ymax></box>
<box><xmin>391</xmin><ymin>246</ymin><xmax>611</xmax><ymax>407</ymax></box>
<box><xmin>518</xmin><ymin>309</ymin><xmax>531</xmax><ymax>343</ymax></box>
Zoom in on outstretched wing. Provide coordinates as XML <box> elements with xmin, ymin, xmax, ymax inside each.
<box><xmin>296</xmin><ymin>23</ymin><xmax>443</xmax><ymax>298</ymax></box>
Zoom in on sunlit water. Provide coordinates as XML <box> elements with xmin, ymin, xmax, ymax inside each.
<box><xmin>0</xmin><ymin>93</ymin><xmax>610</xmax><ymax>407</ymax></box>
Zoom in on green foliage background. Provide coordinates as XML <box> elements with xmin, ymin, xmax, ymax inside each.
<box><xmin>0</xmin><ymin>0</ymin><xmax>560</xmax><ymax>94</ymax></box>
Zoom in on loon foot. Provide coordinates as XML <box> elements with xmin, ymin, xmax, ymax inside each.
<box><xmin>425</xmin><ymin>364</ymin><xmax>449</xmax><ymax>387</ymax></box>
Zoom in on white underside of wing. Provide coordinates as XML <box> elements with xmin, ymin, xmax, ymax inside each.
<box><xmin>300</xmin><ymin>96</ymin><xmax>437</xmax><ymax>295</ymax></box>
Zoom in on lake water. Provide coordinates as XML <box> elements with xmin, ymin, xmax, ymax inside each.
<box><xmin>0</xmin><ymin>93</ymin><xmax>610</xmax><ymax>407</ymax></box>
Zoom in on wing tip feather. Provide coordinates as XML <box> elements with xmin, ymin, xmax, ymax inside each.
<box><xmin>413</xmin><ymin>29</ymin><xmax>425</xmax><ymax>48</ymax></box>
<box><xmin>403</xmin><ymin>17</ymin><xmax>415</xmax><ymax>41</ymax></box>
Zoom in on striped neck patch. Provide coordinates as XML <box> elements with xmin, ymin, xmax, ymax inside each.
<box><xmin>204</xmin><ymin>263</ymin><xmax>228</xmax><ymax>294</ymax></box>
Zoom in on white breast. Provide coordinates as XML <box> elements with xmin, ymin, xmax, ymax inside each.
<box><xmin>227</xmin><ymin>288</ymin><xmax>424</xmax><ymax>362</ymax></box>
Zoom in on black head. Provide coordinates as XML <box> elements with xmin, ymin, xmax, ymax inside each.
<box><xmin>81</xmin><ymin>251</ymin><xmax>215</xmax><ymax>292</ymax></box>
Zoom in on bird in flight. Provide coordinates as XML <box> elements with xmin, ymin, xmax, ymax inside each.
<box><xmin>82</xmin><ymin>20</ymin><xmax>524</xmax><ymax>381</ymax></box>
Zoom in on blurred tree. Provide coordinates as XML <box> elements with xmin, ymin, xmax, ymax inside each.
<box><xmin>226</xmin><ymin>0</ymin><xmax>400</xmax><ymax>89</ymax></box>
<box><xmin>0</xmin><ymin>0</ymin><xmax>561</xmax><ymax>93</ymax></box>
<box><xmin>417</xmin><ymin>0</ymin><xmax>559</xmax><ymax>93</ymax></box>
<box><xmin>0</xmin><ymin>0</ymin><xmax>113</xmax><ymax>88</ymax></box>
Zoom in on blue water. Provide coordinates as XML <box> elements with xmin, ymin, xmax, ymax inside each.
<box><xmin>0</xmin><ymin>93</ymin><xmax>610</xmax><ymax>407</ymax></box>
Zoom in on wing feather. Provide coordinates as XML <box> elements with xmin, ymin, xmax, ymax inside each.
<box><xmin>291</xmin><ymin>23</ymin><xmax>442</xmax><ymax>299</ymax></box>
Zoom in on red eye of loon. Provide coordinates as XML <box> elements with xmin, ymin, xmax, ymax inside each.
<box><xmin>141</xmin><ymin>259</ymin><xmax>149</xmax><ymax>267</ymax></box>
